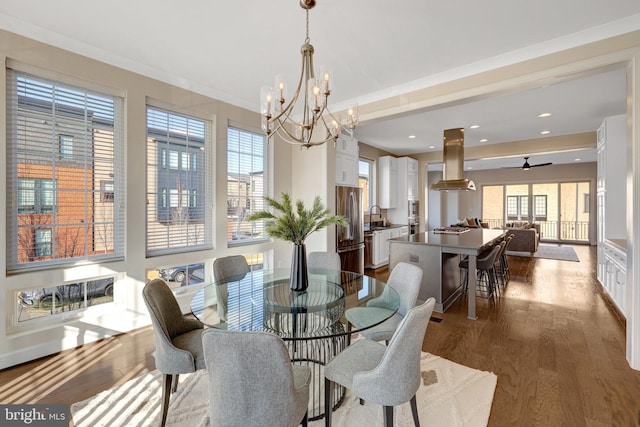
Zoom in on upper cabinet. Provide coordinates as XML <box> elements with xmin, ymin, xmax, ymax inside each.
<box><xmin>335</xmin><ymin>134</ymin><xmax>359</xmax><ymax>187</ymax></box>
<box><xmin>378</xmin><ymin>156</ymin><xmax>398</xmax><ymax>209</ymax></box>
<box><xmin>405</xmin><ymin>157</ymin><xmax>418</xmax><ymax>201</ymax></box>
<box><xmin>387</xmin><ymin>157</ymin><xmax>418</xmax><ymax>225</ymax></box>
<box><xmin>599</xmin><ymin>115</ymin><xmax>626</xmax><ymax>240</ymax></box>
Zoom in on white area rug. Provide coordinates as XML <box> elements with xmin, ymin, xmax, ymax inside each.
<box><xmin>71</xmin><ymin>352</ymin><xmax>497</xmax><ymax>427</ymax></box>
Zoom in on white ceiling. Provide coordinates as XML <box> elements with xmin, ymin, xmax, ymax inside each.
<box><xmin>1</xmin><ymin>1</ymin><xmax>638</xmax><ymax>168</ymax></box>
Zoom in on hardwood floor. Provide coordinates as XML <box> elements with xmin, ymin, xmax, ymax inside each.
<box><xmin>1</xmin><ymin>244</ymin><xmax>639</xmax><ymax>426</ymax></box>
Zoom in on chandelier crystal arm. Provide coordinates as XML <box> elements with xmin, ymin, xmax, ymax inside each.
<box><xmin>265</xmin><ymin>50</ymin><xmax>309</xmax><ymax>137</ymax></box>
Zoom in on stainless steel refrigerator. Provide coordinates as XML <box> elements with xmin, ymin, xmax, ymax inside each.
<box><xmin>336</xmin><ymin>186</ymin><xmax>364</xmax><ymax>273</ymax></box>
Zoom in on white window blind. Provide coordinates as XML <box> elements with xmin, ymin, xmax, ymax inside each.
<box><xmin>146</xmin><ymin>107</ymin><xmax>212</xmax><ymax>256</ymax></box>
<box><xmin>6</xmin><ymin>69</ymin><xmax>124</xmax><ymax>272</ymax></box>
<box><xmin>227</xmin><ymin>127</ymin><xmax>267</xmax><ymax>244</ymax></box>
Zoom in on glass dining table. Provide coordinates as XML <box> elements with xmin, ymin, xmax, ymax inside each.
<box><xmin>190</xmin><ymin>268</ymin><xmax>400</xmax><ymax>421</ymax></box>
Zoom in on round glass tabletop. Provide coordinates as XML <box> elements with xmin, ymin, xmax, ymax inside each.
<box><xmin>190</xmin><ymin>268</ymin><xmax>400</xmax><ymax>340</ymax></box>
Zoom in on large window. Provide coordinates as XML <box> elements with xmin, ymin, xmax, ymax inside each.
<box><xmin>146</xmin><ymin>107</ymin><xmax>212</xmax><ymax>256</ymax></box>
<box><xmin>359</xmin><ymin>159</ymin><xmax>373</xmax><ymax>212</ymax></box>
<box><xmin>227</xmin><ymin>127</ymin><xmax>267</xmax><ymax>244</ymax></box>
<box><xmin>6</xmin><ymin>69</ymin><xmax>124</xmax><ymax>272</ymax></box>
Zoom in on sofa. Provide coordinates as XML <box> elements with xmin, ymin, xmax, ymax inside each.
<box><xmin>504</xmin><ymin>223</ymin><xmax>540</xmax><ymax>256</ymax></box>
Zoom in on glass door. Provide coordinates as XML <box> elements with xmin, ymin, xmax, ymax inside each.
<box><xmin>531</xmin><ymin>183</ymin><xmax>558</xmax><ymax>239</ymax></box>
<box><xmin>559</xmin><ymin>182</ymin><xmax>590</xmax><ymax>242</ymax></box>
<box><xmin>482</xmin><ymin>181</ymin><xmax>592</xmax><ymax>243</ymax></box>
<box><xmin>531</xmin><ymin>181</ymin><xmax>590</xmax><ymax>242</ymax></box>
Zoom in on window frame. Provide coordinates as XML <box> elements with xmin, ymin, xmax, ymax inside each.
<box><xmin>533</xmin><ymin>194</ymin><xmax>547</xmax><ymax>219</ymax></box>
<box><xmin>58</xmin><ymin>134</ymin><xmax>73</xmax><ymax>159</ymax></box>
<box><xmin>359</xmin><ymin>158</ymin><xmax>374</xmax><ymax>213</ymax></box>
<box><xmin>6</xmin><ymin>68</ymin><xmax>125</xmax><ymax>273</ymax></box>
<box><xmin>145</xmin><ymin>105</ymin><xmax>213</xmax><ymax>257</ymax></box>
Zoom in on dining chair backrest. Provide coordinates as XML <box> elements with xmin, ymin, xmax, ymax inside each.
<box><xmin>307</xmin><ymin>251</ymin><xmax>341</xmax><ymax>272</ymax></box>
<box><xmin>386</xmin><ymin>262</ymin><xmax>423</xmax><ymax>316</ymax></box>
<box><xmin>352</xmin><ymin>297</ymin><xmax>436</xmax><ymax>406</ymax></box>
<box><xmin>202</xmin><ymin>329</ymin><xmax>309</xmax><ymax>427</ymax></box>
<box><xmin>213</xmin><ymin>255</ymin><xmax>250</xmax><ymax>282</ymax></box>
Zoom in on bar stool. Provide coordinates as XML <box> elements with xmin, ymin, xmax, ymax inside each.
<box><xmin>493</xmin><ymin>240</ymin><xmax>508</xmax><ymax>292</ymax></box>
<box><xmin>501</xmin><ymin>234</ymin><xmax>514</xmax><ymax>283</ymax></box>
<box><xmin>459</xmin><ymin>244</ymin><xmax>502</xmax><ymax>311</ymax></box>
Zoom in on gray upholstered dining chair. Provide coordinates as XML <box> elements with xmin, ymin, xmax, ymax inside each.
<box><xmin>213</xmin><ymin>255</ymin><xmax>250</xmax><ymax>322</ymax></box>
<box><xmin>345</xmin><ymin>261</ymin><xmax>422</xmax><ymax>344</ymax></box>
<box><xmin>307</xmin><ymin>251</ymin><xmax>341</xmax><ymax>273</ymax></box>
<box><xmin>201</xmin><ymin>328</ymin><xmax>311</xmax><ymax>427</ymax></box>
<box><xmin>142</xmin><ymin>279</ymin><xmax>205</xmax><ymax>427</ymax></box>
<box><xmin>324</xmin><ymin>297</ymin><xmax>436</xmax><ymax>427</ymax></box>
<box><xmin>213</xmin><ymin>255</ymin><xmax>250</xmax><ymax>280</ymax></box>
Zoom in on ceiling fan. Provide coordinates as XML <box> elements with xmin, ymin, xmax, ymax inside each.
<box><xmin>518</xmin><ymin>156</ymin><xmax>552</xmax><ymax>170</ymax></box>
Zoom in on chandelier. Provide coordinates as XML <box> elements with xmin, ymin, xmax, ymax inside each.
<box><xmin>260</xmin><ymin>0</ymin><xmax>358</xmax><ymax>148</ymax></box>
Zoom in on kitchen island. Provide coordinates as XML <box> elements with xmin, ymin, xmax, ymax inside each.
<box><xmin>389</xmin><ymin>228</ymin><xmax>506</xmax><ymax>319</ymax></box>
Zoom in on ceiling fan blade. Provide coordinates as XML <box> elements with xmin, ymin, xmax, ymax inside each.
<box><xmin>530</xmin><ymin>162</ymin><xmax>553</xmax><ymax>167</ymax></box>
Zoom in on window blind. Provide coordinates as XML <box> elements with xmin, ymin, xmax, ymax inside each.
<box><xmin>227</xmin><ymin>127</ymin><xmax>267</xmax><ymax>245</ymax></box>
<box><xmin>6</xmin><ymin>69</ymin><xmax>125</xmax><ymax>272</ymax></box>
<box><xmin>146</xmin><ymin>107</ymin><xmax>212</xmax><ymax>256</ymax></box>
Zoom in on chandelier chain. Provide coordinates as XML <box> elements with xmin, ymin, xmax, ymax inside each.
<box><xmin>305</xmin><ymin>9</ymin><xmax>310</xmax><ymax>44</ymax></box>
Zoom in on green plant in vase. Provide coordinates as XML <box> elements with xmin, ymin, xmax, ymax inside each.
<box><xmin>248</xmin><ymin>192</ymin><xmax>347</xmax><ymax>291</ymax></box>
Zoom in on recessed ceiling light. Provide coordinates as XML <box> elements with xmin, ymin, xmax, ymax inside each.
<box><xmin>428</xmin><ymin>145</ymin><xmax>435</xmax><ymax>149</ymax></box>
<box><xmin>408</xmin><ymin>135</ymin><xmax>416</xmax><ymax>139</ymax></box>
<box><xmin>480</xmin><ymin>138</ymin><xmax>488</xmax><ymax>142</ymax></box>
<box><xmin>538</xmin><ymin>113</ymin><xmax>552</xmax><ymax>118</ymax></box>
<box><xmin>574</xmin><ymin>158</ymin><xmax>581</xmax><ymax>162</ymax></box>
<box><xmin>467</xmin><ymin>166</ymin><xmax>473</xmax><ymax>170</ymax></box>
<box><xmin>469</xmin><ymin>125</ymin><xmax>480</xmax><ymax>129</ymax></box>
<box><xmin>540</xmin><ymin>130</ymin><xmax>551</xmax><ymax>135</ymax></box>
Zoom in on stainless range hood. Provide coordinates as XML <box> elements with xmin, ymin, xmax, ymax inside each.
<box><xmin>430</xmin><ymin>128</ymin><xmax>476</xmax><ymax>191</ymax></box>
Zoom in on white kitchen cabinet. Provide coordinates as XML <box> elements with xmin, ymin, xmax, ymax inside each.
<box><xmin>596</xmin><ymin>115</ymin><xmax>626</xmax><ymax>302</ymax></box>
<box><xmin>596</xmin><ymin>143</ymin><xmax>605</xmax><ymax>192</ymax></box>
<box><xmin>405</xmin><ymin>157</ymin><xmax>418</xmax><ymax>201</ymax></box>
<box><xmin>602</xmin><ymin>115</ymin><xmax>626</xmax><ymax>239</ymax></box>
<box><xmin>387</xmin><ymin>157</ymin><xmax>418</xmax><ymax>225</ymax></box>
<box><xmin>335</xmin><ymin>134</ymin><xmax>359</xmax><ymax>187</ymax></box>
<box><xmin>597</xmin><ymin>191</ymin><xmax>605</xmax><ymax>284</ymax></box>
<box><xmin>372</xmin><ymin>228</ymin><xmax>390</xmax><ymax>268</ymax></box>
<box><xmin>371</xmin><ymin>227</ymin><xmax>407</xmax><ymax>268</ymax></box>
<box><xmin>379</xmin><ymin>156</ymin><xmax>397</xmax><ymax>209</ymax></box>
<box><xmin>604</xmin><ymin>240</ymin><xmax>626</xmax><ymax>316</ymax></box>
